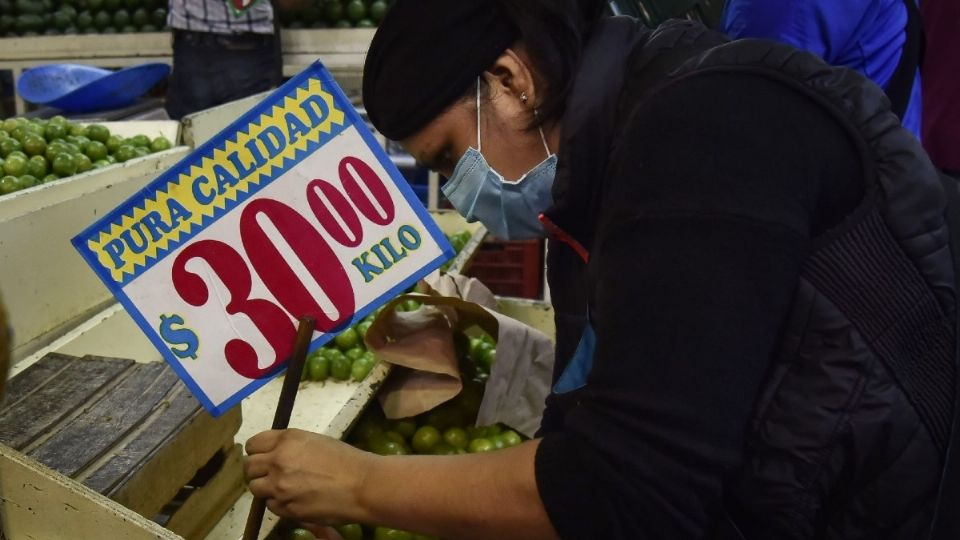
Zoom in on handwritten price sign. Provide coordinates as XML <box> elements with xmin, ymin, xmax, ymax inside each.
<box><xmin>72</xmin><ymin>63</ymin><xmax>454</xmax><ymax>416</ymax></box>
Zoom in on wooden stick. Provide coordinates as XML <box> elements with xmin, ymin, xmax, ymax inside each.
<box><xmin>242</xmin><ymin>316</ymin><xmax>317</xmax><ymax>540</ymax></box>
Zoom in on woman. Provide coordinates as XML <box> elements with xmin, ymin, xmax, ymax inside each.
<box><xmin>243</xmin><ymin>1</ymin><xmax>955</xmax><ymax>538</ymax></box>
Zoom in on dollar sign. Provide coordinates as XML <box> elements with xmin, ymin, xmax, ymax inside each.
<box><xmin>158</xmin><ymin>314</ymin><xmax>200</xmax><ymax>360</ymax></box>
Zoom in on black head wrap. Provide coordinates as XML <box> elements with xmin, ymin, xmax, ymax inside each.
<box><xmin>363</xmin><ymin>0</ymin><xmax>519</xmax><ymax>141</ymax></box>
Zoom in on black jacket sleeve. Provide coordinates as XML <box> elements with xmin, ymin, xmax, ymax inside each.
<box><xmin>534</xmin><ymin>72</ymin><xmax>862</xmax><ymax>538</ymax></box>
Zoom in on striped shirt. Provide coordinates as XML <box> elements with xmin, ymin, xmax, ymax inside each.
<box><xmin>168</xmin><ymin>0</ymin><xmax>275</xmax><ymax>35</ymax></box>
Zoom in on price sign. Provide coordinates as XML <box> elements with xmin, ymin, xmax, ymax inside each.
<box><xmin>72</xmin><ymin>63</ymin><xmax>454</xmax><ymax>416</ymax></box>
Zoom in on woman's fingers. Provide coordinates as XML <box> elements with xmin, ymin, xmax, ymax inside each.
<box><xmin>245</xmin><ymin>429</ymin><xmax>283</xmax><ymax>455</ymax></box>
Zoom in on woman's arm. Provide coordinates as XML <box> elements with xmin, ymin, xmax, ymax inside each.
<box><xmin>244</xmin><ymin>429</ymin><xmax>558</xmax><ymax>540</ymax></box>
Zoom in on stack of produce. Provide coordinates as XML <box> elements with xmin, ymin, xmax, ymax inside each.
<box><xmin>0</xmin><ymin>0</ymin><xmax>168</xmax><ymax>36</ymax></box>
<box><xmin>279</xmin><ymin>0</ymin><xmax>390</xmax><ymax>29</ymax></box>
<box><xmin>0</xmin><ymin>116</ymin><xmax>173</xmax><ymax>196</ymax></box>
<box><xmin>279</xmin><ymin>330</ymin><xmax>518</xmax><ymax>540</ymax></box>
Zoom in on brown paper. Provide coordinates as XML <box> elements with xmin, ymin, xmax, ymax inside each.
<box><xmin>366</xmin><ymin>273</ymin><xmax>555</xmax><ymax>437</ymax></box>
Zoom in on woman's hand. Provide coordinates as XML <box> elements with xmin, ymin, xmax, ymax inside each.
<box><xmin>244</xmin><ymin>428</ymin><xmax>373</xmax><ymax>526</ymax></box>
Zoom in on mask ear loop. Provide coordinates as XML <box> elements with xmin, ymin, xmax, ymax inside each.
<box><xmin>475</xmin><ymin>77</ymin><xmax>482</xmax><ymax>153</ymax></box>
<box><xmin>535</xmin><ymin>109</ymin><xmax>552</xmax><ymax>157</ymax></box>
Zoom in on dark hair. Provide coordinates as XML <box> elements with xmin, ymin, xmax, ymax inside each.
<box><xmin>495</xmin><ymin>0</ymin><xmax>606</xmax><ymax>128</ymax></box>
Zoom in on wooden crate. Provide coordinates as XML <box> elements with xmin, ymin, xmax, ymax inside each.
<box><xmin>0</xmin><ymin>353</ymin><xmax>244</xmax><ymax>540</ymax></box>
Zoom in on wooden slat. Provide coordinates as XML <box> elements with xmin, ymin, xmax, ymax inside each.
<box><xmin>86</xmin><ymin>384</ymin><xmax>242</xmax><ymax>519</ymax></box>
<box><xmin>0</xmin><ymin>444</ymin><xmax>182</xmax><ymax>540</ymax></box>
<box><xmin>81</xmin><ymin>382</ymin><xmax>199</xmax><ymax>495</ymax></box>
<box><xmin>0</xmin><ymin>355</ymin><xmax>134</xmax><ymax>450</ymax></box>
<box><xmin>165</xmin><ymin>444</ymin><xmax>247</xmax><ymax>540</ymax></box>
<box><xmin>28</xmin><ymin>362</ymin><xmax>178</xmax><ymax>477</ymax></box>
<box><xmin>0</xmin><ymin>352</ymin><xmax>76</xmax><ymax>411</ymax></box>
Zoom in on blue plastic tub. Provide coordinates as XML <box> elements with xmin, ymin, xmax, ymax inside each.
<box><xmin>17</xmin><ymin>63</ymin><xmax>171</xmax><ymax>113</ymax></box>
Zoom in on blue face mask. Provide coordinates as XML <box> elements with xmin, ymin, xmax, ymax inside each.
<box><xmin>441</xmin><ymin>79</ymin><xmax>557</xmax><ymax>240</ymax></box>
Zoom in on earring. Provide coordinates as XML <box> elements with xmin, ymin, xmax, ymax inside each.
<box><xmin>520</xmin><ymin>91</ymin><xmax>528</xmax><ymax>104</ymax></box>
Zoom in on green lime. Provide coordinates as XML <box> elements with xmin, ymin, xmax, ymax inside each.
<box><xmin>334</xmin><ymin>19</ymin><xmax>352</xmax><ymax>28</ymax></box>
<box><xmin>23</xmin><ymin>134</ymin><xmax>47</xmax><ymax>156</ymax></box>
<box><xmin>401</xmin><ymin>299</ymin><xmax>421</xmax><ymax>312</ymax></box>
<box><xmin>84</xmin><ymin>140</ymin><xmax>108</xmax><ymax>161</ymax></box>
<box><xmin>43</xmin><ymin>122</ymin><xmax>66</xmax><ymax>142</ymax></box>
<box><xmin>350</xmin><ymin>358</ymin><xmax>373</xmax><ymax>381</ymax></box>
<box><xmin>307</xmin><ymin>351</ymin><xmax>330</xmax><ymax>381</ymax></box>
<box><xmin>0</xmin><ymin>175</ymin><xmax>20</xmax><ymax>195</ymax></box>
<box><xmin>84</xmin><ymin>123</ymin><xmax>110</xmax><ymax>143</ymax></box>
<box><xmin>150</xmin><ymin>7</ymin><xmax>165</xmax><ymax>27</ymax></box>
<box><xmin>411</xmin><ymin>425</ymin><xmax>440</xmax><ymax>454</ymax></box>
<box><xmin>26</xmin><ymin>155</ymin><xmax>48</xmax><ymax>177</ymax></box>
<box><xmin>288</xmin><ymin>529</ymin><xmax>314</xmax><ymax>540</ymax></box>
<box><xmin>149</xmin><ymin>136</ymin><xmax>171</xmax><ymax>152</ymax></box>
<box><xmin>324</xmin><ymin>0</ymin><xmax>343</xmax><ymax>23</ymax></box>
<box><xmin>479</xmin><ymin>347</ymin><xmax>496</xmax><ymax>373</ymax></box>
<box><xmin>335</xmin><ymin>524</ymin><xmax>363</xmax><ymax>540</ymax></box>
<box><xmin>1</xmin><ymin>118</ymin><xmax>18</xmax><ymax>133</ymax></box>
<box><xmin>490</xmin><ymin>434</ymin><xmax>506</xmax><ymax>450</ymax></box>
<box><xmin>92</xmin><ymin>10</ymin><xmax>111</xmax><ymax>30</ymax></box>
<box><xmin>442</xmin><ymin>427</ymin><xmax>469</xmax><ymax>450</ymax></box>
<box><xmin>9</xmin><ymin>126</ymin><xmax>25</xmax><ymax>143</ymax></box>
<box><xmin>61</xmin><ymin>141</ymin><xmax>80</xmax><ymax>155</ymax></box>
<box><xmin>92</xmin><ymin>159</ymin><xmax>111</xmax><ymax>169</ymax></box>
<box><xmin>3</xmin><ymin>154</ymin><xmax>27</xmax><ymax>176</ymax></box>
<box><xmin>393</xmin><ymin>418</ymin><xmax>417</xmax><ymax>440</ymax></box>
<box><xmin>131</xmin><ymin>7</ymin><xmax>148</xmax><ymax>27</ymax></box>
<box><xmin>431</xmin><ymin>442</ymin><xmax>456</xmax><ymax>455</ymax></box>
<box><xmin>330</xmin><ymin>350</ymin><xmax>351</xmax><ymax>380</ymax></box>
<box><xmin>7</xmin><ymin>151</ymin><xmax>26</xmax><ymax>161</ymax></box>
<box><xmin>468</xmin><ymin>438</ymin><xmax>494</xmax><ymax>453</ymax></box>
<box><xmin>42</xmin><ymin>174</ymin><xmax>58</xmax><ymax>183</ymax></box>
<box><xmin>139</xmin><ymin>23</ymin><xmax>157</xmax><ymax>32</ymax></box>
<box><xmin>75</xmin><ymin>10</ymin><xmax>93</xmax><ymax>29</ymax></box>
<box><xmin>383</xmin><ymin>430</ymin><xmax>406</xmax><ymax>447</ymax></box>
<box><xmin>17</xmin><ymin>174</ymin><xmax>37</xmax><ymax>189</ymax></box>
<box><xmin>352</xmin><ymin>419</ymin><xmax>384</xmax><ymax>443</ymax></box>
<box><xmin>67</xmin><ymin>123</ymin><xmax>85</xmax><ymax>137</ymax></box>
<box><xmin>105</xmin><ymin>134</ymin><xmax>123</xmax><ymax>153</ymax></box>
<box><xmin>134</xmin><ymin>146</ymin><xmax>149</xmax><ymax>158</ymax></box>
<box><xmin>105</xmin><ymin>154</ymin><xmax>117</xmax><ymax>164</ymax></box>
<box><xmin>373</xmin><ymin>527</ymin><xmax>413</xmax><ymax>540</ymax></box>
<box><xmin>114</xmin><ymin>144</ymin><xmax>137</xmax><ymax>162</ymax></box>
<box><xmin>75</xmin><ymin>153</ymin><xmax>93</xmax><ymax>173</ymax></box>
<box><xmin>356</xmin><ymin>320</ymin><xmax>372</xmax><ymax>340</ymax></box>
<box><xmin>112</xmin><ymin>8</ymin><xmax>129</xmax><ymax>27</ymax></box>
<box><xmin>424</xmin><ymin>405</ymin><xmax>463</xmax><ymax>432</ymax></box>
<box><xmin>52</xmin><ymin>153</ymin><xmax>77</xmax><ymax>177</ymax></box>
<box><xmin>345</xmin><ymin>0</ymin><xmax>365</xmax><ymax>22</ymax></box>
<box><xmin>0</xmin><ymin>138</ymin><xmax>22</xmax><ymax>157</ymax></box>
<box><xmin>501</xmin><ymin>430</ymin><xmax>523</xmax><ymax>447</ymax></box>
<box><xmin>369</xmin><ymin>0</ymin><xmax>387</xmax><ymax>22</ymax></box>
<box><xmin>129</xmin><ymin>134</ymin><xmax>151</xmax><ymax>148</ymax></box>
<box><xmin>345</xmin><ymin>347</ymin><xmax>365</xmax><ymax>362</ymax></box>
<box><xmin>334</xmin><ymin>327</ymin><xmax>360</xmax><ymax>351</ymax></box>
<box><xmin>368</xmin><ymin>435</ymin><xmax>407</xmax><ymax>456</ymax></box>
<box><xmin>355</xmin><ymin>18</ymin><xmax>374</xmax><ymax>27</ymax></box>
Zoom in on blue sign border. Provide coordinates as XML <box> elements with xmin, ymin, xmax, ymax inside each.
<box><xmin>71</xmin><ymin>61</ymin><xmax>454</xmax><ymax>416</ymax></box>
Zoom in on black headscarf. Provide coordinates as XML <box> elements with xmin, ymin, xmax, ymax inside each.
<box><xmin>362</xmin><ymin>0</ymin><xmax>519</xmax><ymax>141</ymax></box>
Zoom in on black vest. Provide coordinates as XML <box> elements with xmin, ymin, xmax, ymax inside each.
<box><xmin>543</xmin><ymin>19</ymin><xmax>953</xmax><ymax>539</ymax></box>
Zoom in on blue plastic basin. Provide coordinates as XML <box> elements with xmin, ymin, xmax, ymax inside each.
<box><xmin>17</xmin><ymin>63</ymin><xmax>171</xmax><ymax>113</ymax></box>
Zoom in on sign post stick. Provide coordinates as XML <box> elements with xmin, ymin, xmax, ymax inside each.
<box><xmin>242</xmin><ymin>315</ymin><xmax>317</xmax><ymax>540</ymax></box>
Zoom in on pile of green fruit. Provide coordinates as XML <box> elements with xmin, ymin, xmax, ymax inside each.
<box><xmin>0</xmin><ymin>0</ymin><xmax>167</xmax><ymax>36</ymax></box>
<box><xmin>279</xmin><ymin>0</ymin><xmax>391</xmax><ymax>29</ymax></box>
<box><xmin>438</xmin><ymin>229</ymin><xmax>473</xmax><ymax>272</ymax></box>
<box><xmin>278</xmin><ymin>331</ymin><xmax>508</xmax><ymax>540</ymax></box>
<box><xmin>0</xmin><ymin>116</ymin><xmax>173</xmax><ymax>196</ymax></box>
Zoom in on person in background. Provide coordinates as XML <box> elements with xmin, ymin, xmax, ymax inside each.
<box><xmin>165</xmin><ymin>0</ymin><xmax>304</xmax><ymax>119</ymax></box>
<box><xmin>920</xmin><ymin>0</ymin><xmax>959</xmax><ymax>175</ymax></box>
<box><xmin>721</xmin><ymin>0</ymin><xmax>923</xmax><ymax>139</ymax></box>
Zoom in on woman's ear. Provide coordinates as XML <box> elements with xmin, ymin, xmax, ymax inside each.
<box><xmin>483</xmin><ymin>47</ymin><xmax>539</xmax><ymax>109</ymax></box>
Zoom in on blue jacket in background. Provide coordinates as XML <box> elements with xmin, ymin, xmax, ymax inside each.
<box><xmin>721</xmin><ymin>0</ymin><xmax>922</xmax><ymax>138</ymax></box>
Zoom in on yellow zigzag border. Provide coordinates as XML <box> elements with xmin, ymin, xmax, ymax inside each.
<box><xmin>88</xmin><ymin>77</ymin><xmax>346</xmax><ymax>284</ymax></box>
